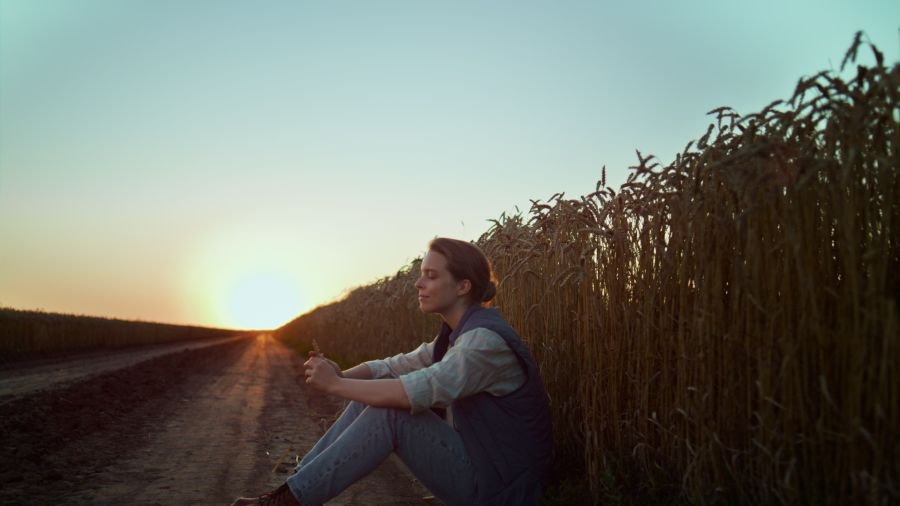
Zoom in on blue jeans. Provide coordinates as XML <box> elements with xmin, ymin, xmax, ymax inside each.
<box><xmin>286</xmin><ymin>401</ymin><xmax>476</xmax><ymax>506</ymax></box>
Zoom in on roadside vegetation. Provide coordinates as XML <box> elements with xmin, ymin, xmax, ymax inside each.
<box><xmin>0</xmin><ymin>307</ymin><xmax>243</xmax><ymax>360</ymax></box>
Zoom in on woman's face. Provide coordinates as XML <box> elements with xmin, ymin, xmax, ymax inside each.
<box><xmin>414</xmin><ymin>251</ymin><xmax>470</xmax><ymax>314</ymax></box>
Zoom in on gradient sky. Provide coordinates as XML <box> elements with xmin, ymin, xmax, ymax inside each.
<box><xmin>1</xmin><ymin>1</ymin><xmax>897</xmax><ymax>330</ymax></box>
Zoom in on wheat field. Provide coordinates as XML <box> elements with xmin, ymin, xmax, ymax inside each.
<box><xmin>0</xmin><ymin>307</ymin><xmax>242</xmax><ymax>358</ymax></box>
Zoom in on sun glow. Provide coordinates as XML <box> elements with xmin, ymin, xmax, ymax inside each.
<box><xmin>225</xmin><ymin>272</ymin><xmax>302</xmax><ymax>330</ymax></box>
<box><xmin>177</xmin><ymin>220</ymin><xmax>314</xmax><ymax>330</ymax></box>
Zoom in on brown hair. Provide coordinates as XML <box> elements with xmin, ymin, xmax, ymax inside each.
<box><xmin>428</xmin><ymin>237</ymin><xmax>497</xmax><ymax>305</ymax></box>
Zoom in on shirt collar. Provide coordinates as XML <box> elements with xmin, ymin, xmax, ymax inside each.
<box><xmin>447</xmin><ymin>304</ymin><xmax>483</xmax><ymax>345</ymax></box>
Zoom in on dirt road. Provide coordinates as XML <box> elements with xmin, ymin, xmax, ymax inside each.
<box><xmin>0</xmin><ymin>335</ymin><xmax>245</xmax><ymax>401</ymax></box>
<box><xmin>0</xmin><ymin>335</ymin><xmax>431</xmax><ymax>505</ymax></box>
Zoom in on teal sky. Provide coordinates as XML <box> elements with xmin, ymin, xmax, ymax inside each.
<box><xmin>1</xmin><ymin>0</ymin><xmax>897</xmax><ymax>329</ymax></box>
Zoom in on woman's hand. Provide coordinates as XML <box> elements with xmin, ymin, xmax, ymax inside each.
<box><xmin>304</xmin><ymin>353</ymin><xmax>341</xmax><ymax>392</ymax></box>
<box><xmin>323</xmin><ymin>357</ymin><xmax>344</xmax><ymax>377</ymax></box>
<box><xmin>307</xmin><ymin>351</ymin><xmax>344</xmax><ymax>376</ymax></box>
<box><xmin>304</xmin><ymin>352</ymin><xmax>409</xmax><ymax>408</ymax></box>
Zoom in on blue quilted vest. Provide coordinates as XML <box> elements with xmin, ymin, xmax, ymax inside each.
<box><xmin>433</xmin><ymin>305</ymin><xmax>554</xmax><ymax>505</ymax></box>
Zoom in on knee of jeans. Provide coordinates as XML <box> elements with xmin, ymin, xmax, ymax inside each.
<box><xmin>364</xmin><ymin>405</ymin><xmax>410</xmax><ymax>423</ymax></box>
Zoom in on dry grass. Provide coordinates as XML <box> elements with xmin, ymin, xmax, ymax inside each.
<box><xmin>277</xmin><ymin>34</ymin><xmax>897</xmax><ymax>505</ymax></box>
<box><xmin>0</xmin><ymin>307</ymin><xmax>242</xmax><ymax>359</ymax></box>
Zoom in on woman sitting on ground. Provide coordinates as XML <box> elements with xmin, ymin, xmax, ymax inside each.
<box><xmin>232</xmin><ymin>237</ymin><xmax>553</xmax><ymax>506</ymax></box>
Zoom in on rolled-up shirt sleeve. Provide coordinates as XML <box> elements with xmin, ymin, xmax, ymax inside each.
<box><xmin>399</xmin><ymin>328</ymin><xmax>525</xmax><ymax>414</ymax></box>
<box><xmin>364</xmin><ymin>340</ymin><xmax>435</xmax><ymax>379</ymax></box>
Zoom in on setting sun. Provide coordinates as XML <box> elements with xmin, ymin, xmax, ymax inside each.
<box><xmin>224</xmin><ymin>273</ymin><xmax>303</xmax><ymax>330</ymax></box>
<box><xmin>174</xmin><ymin>221</ymin><xmax>313</xmax><ymax>330</ymax></box>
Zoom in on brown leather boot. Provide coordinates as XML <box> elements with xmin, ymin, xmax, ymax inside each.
<box><xmin>230</xmin><ymin>483</ymin><xmax>301</xmax><ymax>506</ymax></box>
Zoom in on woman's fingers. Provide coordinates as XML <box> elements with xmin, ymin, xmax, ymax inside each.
<box><xmin>306</xmin><ymin>355</ymin><xmax>340</xmax><ymax>376</ymax></box>
<box><xmin>325</xmin><ymin>358</ymin><xmax>342</xmax><ymax>375</ymax></box>
<box><xmin>304</xmin><ymin>356</ymin><xmax>321</xmax><ymax>377</ymax></box>
<box><xmin>304</xmin><ymin>356</ymin><xmax>337</xmax><ymax>389</ymax></box>
<box><xmin>304</xmin><ymin>356</ymin><xmax>325</xmax><ymax>378</ymax></box>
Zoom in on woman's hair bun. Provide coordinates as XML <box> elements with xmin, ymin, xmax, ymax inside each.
<box><xmin>481</xmin><ymin>280</ymin><xmax>497</xmax><ymax>302</ymax></box>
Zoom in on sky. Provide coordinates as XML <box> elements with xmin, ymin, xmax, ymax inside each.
<box><xmin>1</xmin><ymin>1</ymin><xmax>897</xmax><ymax>330</ymax></box>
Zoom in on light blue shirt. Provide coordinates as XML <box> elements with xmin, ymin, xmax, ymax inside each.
<box><xmin>365</xmin><ymin>327</ymin><xmax>526</xmax><ymax>416</ymax></box>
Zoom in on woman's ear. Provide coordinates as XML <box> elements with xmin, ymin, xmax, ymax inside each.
<box><xmin>456</xmin><ymin>279</ymin><xmax>472</xmax><ymax>297</ymax></box>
